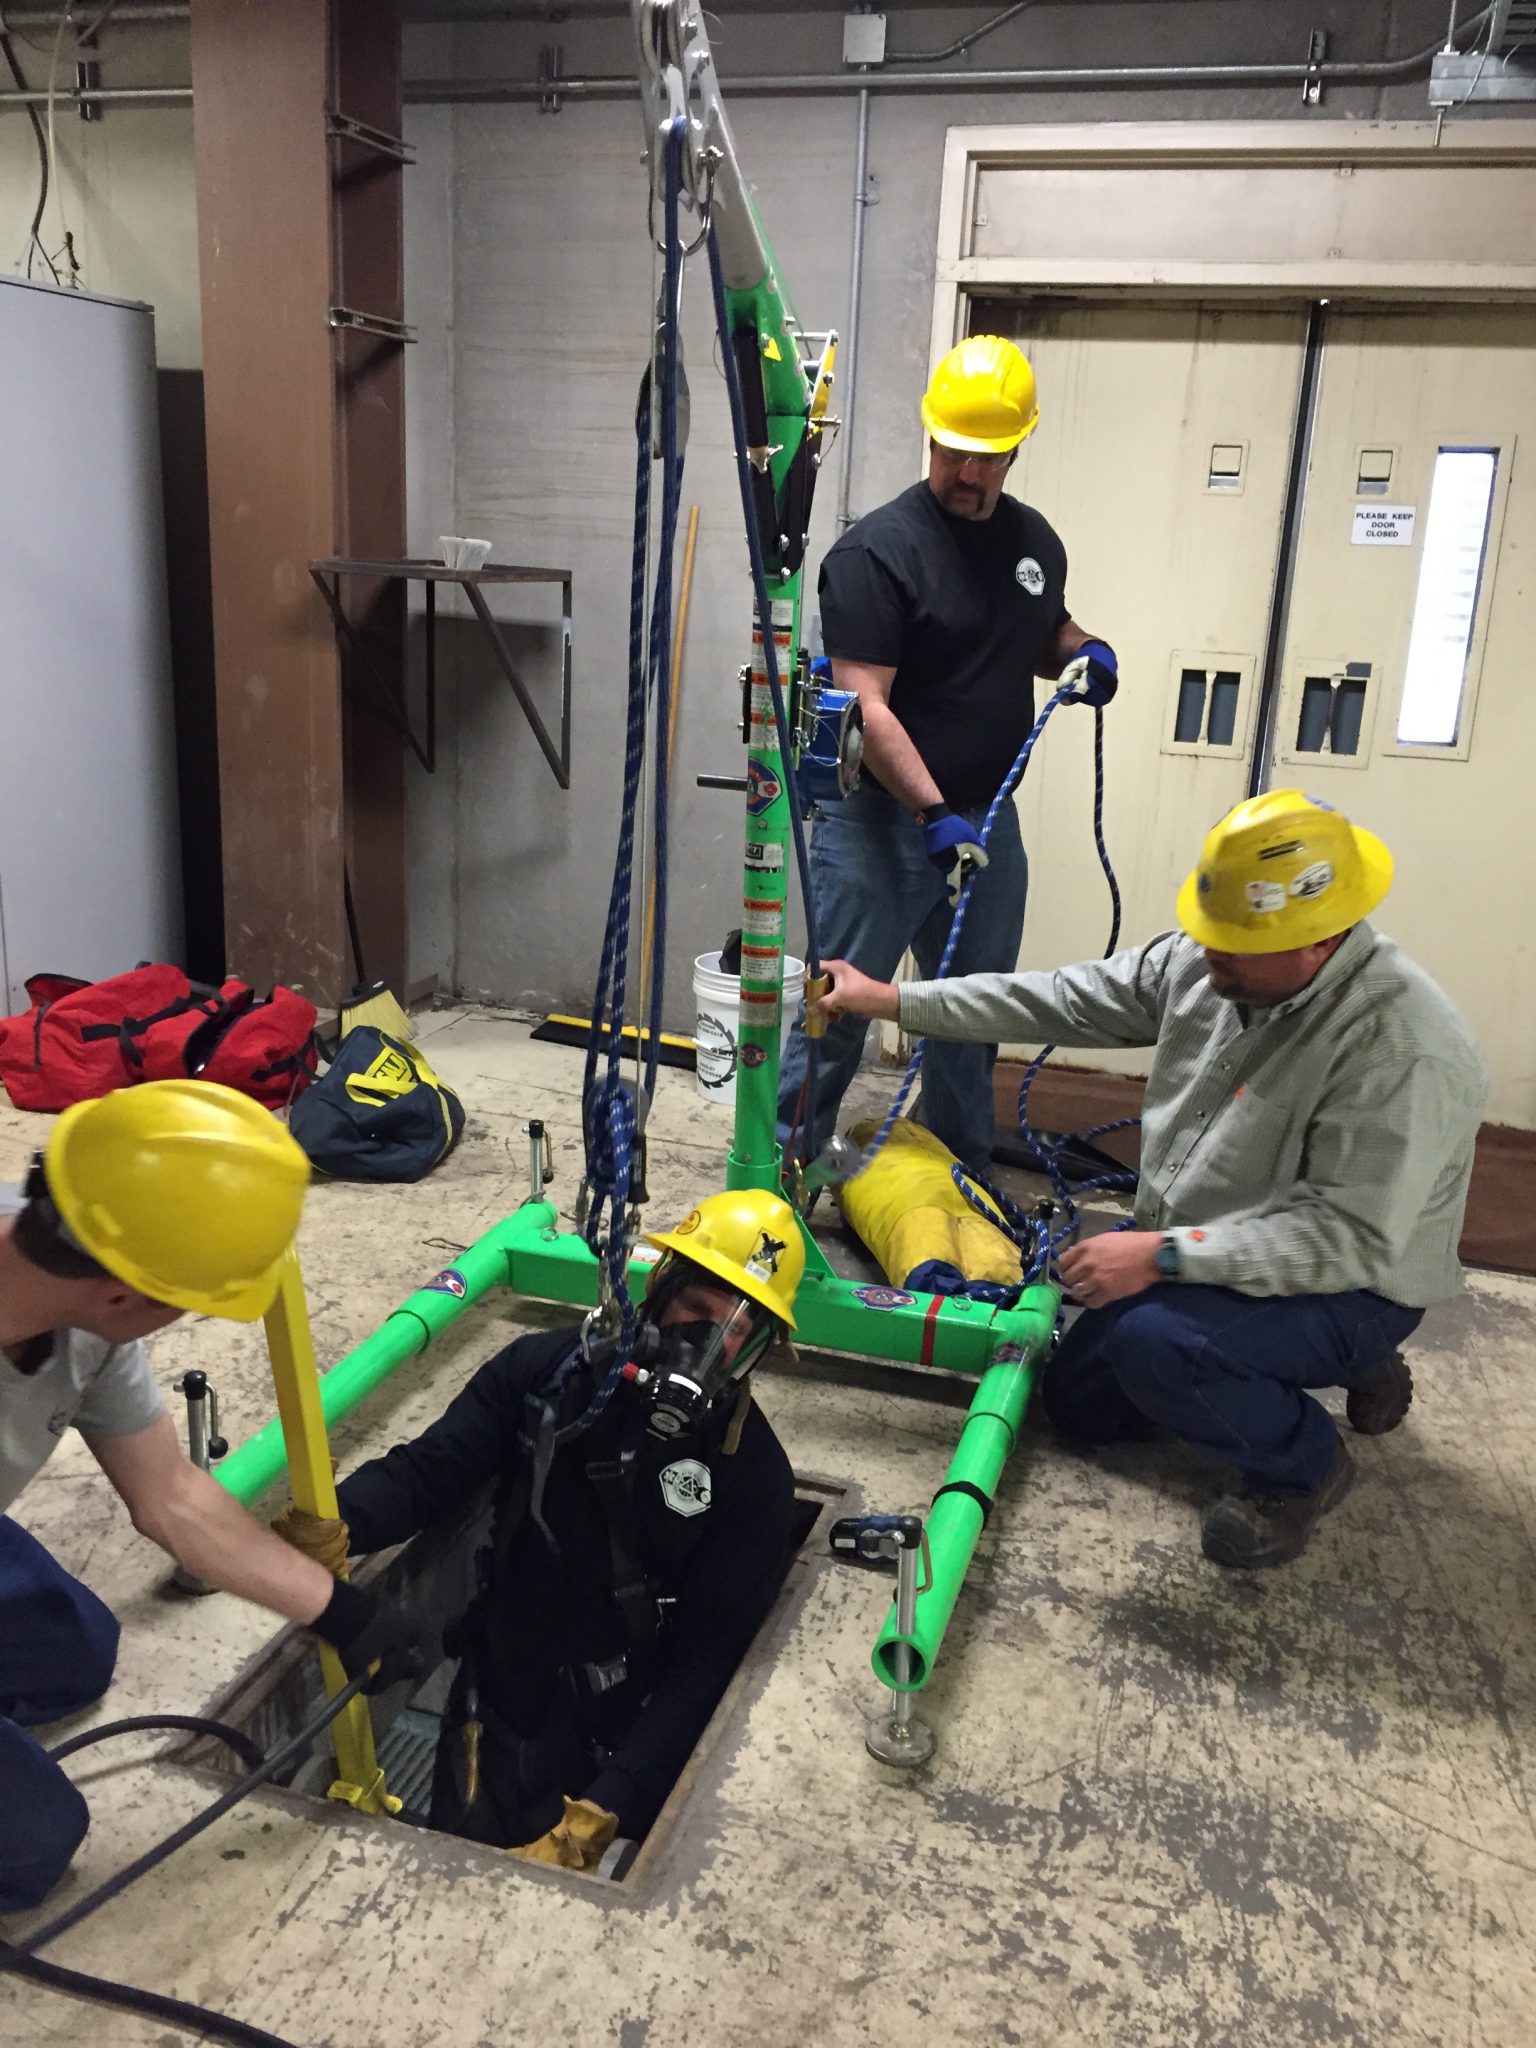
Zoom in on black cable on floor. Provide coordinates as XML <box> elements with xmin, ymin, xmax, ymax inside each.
<box><xmin>0</xmin><ymin>1938</ymin><xmax>304</xmax><ymax>2048</ymax></box>
<box><xmin>24</xmin><ymin>1671</ymin><xmax>369</xmax><ymax>1954</ymax></box>
<box><xmin>49</xmin><ymin>1714</ymin><xmax>268</xmax><ymax>1773</ymax></box>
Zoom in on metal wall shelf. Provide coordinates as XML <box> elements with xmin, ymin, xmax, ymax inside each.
<box><xmin>310</xmin><ymin>557</ymin><xmax>573</xmax><ymax>787</ymax></box>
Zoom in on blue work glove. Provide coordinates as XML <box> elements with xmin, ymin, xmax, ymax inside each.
<box><xmin>920</xmin><ymin>806</ymin><xmax>988</xmax><ymax>908</ymax></box>
<box><xmin>1059</xmin><ymin>638</ymin><xmax>1118</xmax><ymax>707</ymax></box>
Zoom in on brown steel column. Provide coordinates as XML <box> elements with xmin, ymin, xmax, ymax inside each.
<box><xmin>332</xmin><ymin>0</ymin><xmax>409</xmax><ymax>1006</ymax></box>
<box><xmin>192</xmin><ymin>0</ymin><xmax>408</xmax><ymax>1007</ymax></box>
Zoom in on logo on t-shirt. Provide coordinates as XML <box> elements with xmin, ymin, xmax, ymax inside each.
<box><xmin>660</xmin><ymin>1458</ymin><xmax>712</xmax><ymax>1517</ymax></box>
<box><xmin>1015</xmin><ymin>556</ymin><xmax>1045</xmax><ymax>596</ymax></box>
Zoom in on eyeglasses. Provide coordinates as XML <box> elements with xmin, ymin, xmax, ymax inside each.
<box><xmin>931</xmin><ymin>444</ymin><xmax>1013</xmax><ymax>474</ymax></box>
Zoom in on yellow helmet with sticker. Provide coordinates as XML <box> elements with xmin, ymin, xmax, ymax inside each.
<box><xmin>645</xmin><ymin>1188</ymin><xmax>804</xmax><ymax>1330</ymax></box>
<box><xmin>1176</xmin><ymin>790</ymin><xmax>1393</xmax><ymax>955</ymax></box>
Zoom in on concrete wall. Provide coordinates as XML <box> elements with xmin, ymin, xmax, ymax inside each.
<box><xmin>406</xmin><ymin>0</ymin><xmax>1471</xmax><ymax>1021</ymax></box>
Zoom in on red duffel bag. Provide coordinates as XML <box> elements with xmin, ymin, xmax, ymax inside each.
<box><xmin>139</xmin><ymin>979</ymin><xmax>319</xmax><ymax>1108</ymax></box>
<box><xmin>0</xmin><ymin>965</ymin><xmax>199</xmax><ymax>1112</ymax></box>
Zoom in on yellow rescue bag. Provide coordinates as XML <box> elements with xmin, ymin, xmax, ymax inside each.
<box><xmin>840</xmin><ymin>1118</ymin><xmax>1022</xmax><ymax>1292</ymax></box>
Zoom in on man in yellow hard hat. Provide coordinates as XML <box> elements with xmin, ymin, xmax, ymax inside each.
<box><xmin>779</xmin><ymin>332</ymin><xmax>1118</xmax><ymax>1178</ymax></box>
<box><xmin>278</xmin><ymin>1188</ymin><xmax>801</xmax><ymax>1868</ymax></box>
<box><xmin>0</xmin><ymin>1082</ymin><xmax>424</xmax><ymax>1912</ymax></box>
<box><xmin>811</xmin><ymin>793</ymin><xmax>1486</xmax><ymax>1569</ymax></box>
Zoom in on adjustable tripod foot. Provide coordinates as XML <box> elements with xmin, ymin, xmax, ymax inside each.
<box><xmin>864</xmin><ymin>1707</ymin><xmax>935</xmax><ymax>1768</ymax></box>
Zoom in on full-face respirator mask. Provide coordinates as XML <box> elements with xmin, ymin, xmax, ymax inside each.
<box><xmin>583</xmin><ymin>1256</ymin><xmax>779</xmax><ymax>1445</ymax></box>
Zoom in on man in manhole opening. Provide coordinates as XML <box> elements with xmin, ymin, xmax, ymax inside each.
<box><xmin>277</xmin><ymin>1188</ymin><xmax>802</xmax><ymax>1869</ymax></box>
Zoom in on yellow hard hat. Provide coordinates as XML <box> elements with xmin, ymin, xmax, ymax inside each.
<box><xmin>921</xmin><ymin>335</ymin><xmax>1039</xmax><ymax>455</ymax></box>
<box><xmin>645</xmin><ymin>1188</ymin><xmax>804</xmax><ymax>1331</ymax></box>
<box><xmin>45</xmin><ymin>1081</ymin><xmax>311</xmax><ymax>1320</ymax></box>
<box><xmin>1176</xmin><ymin>791</ymin><xmax>1393</xmax><ymax>955</ymax></box>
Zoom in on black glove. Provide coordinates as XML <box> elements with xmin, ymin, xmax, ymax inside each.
<box><xmin>312</xmin><ymin>1577</ymin><xmax>432</xmax><ymax>1695</ymax></box>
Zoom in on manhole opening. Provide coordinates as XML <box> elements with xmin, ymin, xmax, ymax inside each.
<box><xmin>179</xmin><ymin>1476</ymin><xmax>846</xmax><ymax>1891</ymax></box>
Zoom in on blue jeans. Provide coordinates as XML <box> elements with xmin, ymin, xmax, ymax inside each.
<box><xmin>778</xmin><ymin>782</ymin><xmax>1028</xmax><ymax>1174</ymax></box>
<box><xmin>0</xmin><ymin>1516</ymin><xmax>120</xmax><ymax>1912</ymax></box>
<box><xmin>1041</xmin><ymin>1285</ymin><xmax>1424</xmax><ymax>1493</ymax></box>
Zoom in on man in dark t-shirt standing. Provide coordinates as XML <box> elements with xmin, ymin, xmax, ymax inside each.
<box><xmin>778</xmin><ymin>334</ymin><xmax>1118</xmax><ymax>1174</ymax></box>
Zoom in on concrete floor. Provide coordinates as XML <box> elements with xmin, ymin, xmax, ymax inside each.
<box><xmin>3</xmin><ymin>1008</ymin><xmax>1535</xmax><ymax>2048</ymax></box>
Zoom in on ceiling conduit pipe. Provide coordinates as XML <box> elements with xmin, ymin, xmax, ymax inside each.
<box><xmin>0</xmin><ymin>12</ymin><xmax>1497</xmax><ymax>112</ymax></box>
<box><xmin>834</xmin><ymin>83</ymin><xmax>870</xmax><ymax>534</ymax></box>
<box><xmin>398</xmin><ymin>14</ymin><xmax>1495</xmax><ymax>102</ymax></box>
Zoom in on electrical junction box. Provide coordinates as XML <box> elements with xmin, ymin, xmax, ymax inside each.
<box><xmin>843</xmin><ymin>11</ymin><xmax>887</xmax><ymax>67</ymax></box>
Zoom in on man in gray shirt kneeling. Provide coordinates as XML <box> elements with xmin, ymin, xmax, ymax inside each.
<box><xmin>814</xmin><ymin>792</ymin><xmax>1486</xmax><ymax>1570</ymax></box>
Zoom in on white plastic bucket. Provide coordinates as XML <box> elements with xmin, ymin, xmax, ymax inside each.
<box><xmin>693</xmin><ymin>951</ymin><xmax>805</xmax><ymax>1105</ymax></box>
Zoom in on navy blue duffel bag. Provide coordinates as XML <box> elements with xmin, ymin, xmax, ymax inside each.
<box><xmin>289</xmin><ymin>1028</ymin><xmax>464</xmax><ymax>1182</ymax></box>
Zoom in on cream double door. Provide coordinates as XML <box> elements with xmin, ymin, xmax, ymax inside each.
<box><xmin>983</xmin><ymin>297</ymin><xmax>1535</xmax><ymax>1124</ymax></box>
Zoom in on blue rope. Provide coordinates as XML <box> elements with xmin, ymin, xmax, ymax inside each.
<box><xmin>862</xmin><ymin>697</ymin><xmax>1141</xmax><ymax>1295</ymax></box>
<box><xmin>581</xmin><ymin>117</ymin><xmax>688</xmax><ymax>1337</ymax></box>
<box><xmin>859</xmin><ymin>683</ymin><xmax>1075</xmax><ymax>1169</ymax></box>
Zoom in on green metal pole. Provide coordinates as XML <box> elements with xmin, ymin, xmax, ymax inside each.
<box><xmin>723</xmin><ymin>255</ymin><xmax>812</xmax><ymax>1204</ymax></box>
<box><xmin>871</xmin><ymin>1285</ymin><xmax>1058</xmax><ymax>1692</ymax></box>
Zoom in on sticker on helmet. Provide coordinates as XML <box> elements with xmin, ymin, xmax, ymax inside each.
<box><xmin>1014</xmin><ymin>557</ymin><xmax>1045</xmax><ymax>596</ymax></box>
<box><xmin>672</xmin><ymin>1209</ymin><xmax>702</xmax><ymax>1237</ymax></box>
<box><xmin>745</xmin><ymin>1230</ymin><xmax>786</xmax><ymax>1279</ymax></box>
<box><xmin>1289</xmin><ymin>860</ymin><xmax>1335</xmax><ymax>900</ymax></box>
<box><xmin>660</xmin><ymin>1459</ymin><xmax>712</xmax><ymax>1518</ymax></box>
<box><xmin>425</xmin><ymin>1268</ymin><xmax>468</xmax><ymax>1298</ymax></box>
<box><xmin>1245</xmin><ymin>880</ymin><xmax>1287</xmax><ymax>914</ymax></box>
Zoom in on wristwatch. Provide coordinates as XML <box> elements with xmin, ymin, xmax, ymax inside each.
<box><xmin>1153</xmin><ymin>1235</ymin><xmax>1182</xmax><ymax>1279</ymax></box>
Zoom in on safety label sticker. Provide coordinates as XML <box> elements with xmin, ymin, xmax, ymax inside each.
<box><xmin>740</xmin><ymin>1042</ymin><xmax>768</xmax><ymax>1068</ymax></box>
<box><xmin>853</xmin><ymin>1285</ymin><xmax>917</xmax><ymax>1311</ymax></box>
<box><xmin>739</xmin><ymin>985</ymin><xmax>779</xmax><ymax>1009</ymax></box>
<box><xmin>425</xmin><ymin>1268</ymin><xmax>468</xmax><ymax>1298</ymax></box>
<box><xmin>746</xmin><ymin>761</ymin><xmax>782</xmax><ymax>815</ymax></box>
<box><xmin>1351</xmin><ymin>504</ymin><xmax>1415</xmax><ymax>547</ymax></box>
<box><xmin>992</xmin><ymin>1341</ymin><xmax>1027</xmax><ymax>1363</ymax></box>
<box><xmin>740</xmin><ymin>946</ymin><xmax>783</xmax><ymax>988</ymax></box>
<box><xmin>743</xmin><ymin>898</ymin><xmax>784</xmax><ymax>939</ymax></box>
<box><xmin>745</xmin><ymin>840</ymin><xmax>785</xmax><ymax>872</ymax></box>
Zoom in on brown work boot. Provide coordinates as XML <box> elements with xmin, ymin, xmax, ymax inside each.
<box><xmin>1200</xmin><ymin>1440</ymin><xmax>1356</xmax><ymax>1570</ymax></box>
<box><xmin>1346</xmin><ymin>1350</ymin><xmax>1413</xmax><ymax>1436</ymax></box>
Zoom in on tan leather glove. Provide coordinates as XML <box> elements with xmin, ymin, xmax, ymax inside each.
<box><xmin>270</xmin><ymin>1501</ymin><xmax>351</xmax><ymax>1576</ymax></box>
<box><xmin>508</xmin><ymin>1797</ymin><xmax>619</xmax><ymax>1872</ymax></box>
